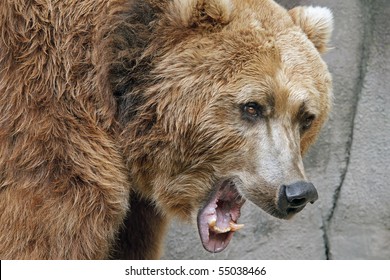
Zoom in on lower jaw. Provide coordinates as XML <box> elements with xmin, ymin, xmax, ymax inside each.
<box><xmin>197</xmin><ymin>179</ymin><xmax>245</xmax><ymax>253</ymax></box>
<box><xmin>204</xmin><ymin>231</ymin><xmax>235</xmax><ymax>253</ymax></box>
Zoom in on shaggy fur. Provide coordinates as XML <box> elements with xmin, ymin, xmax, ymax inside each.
<box><xmin>0</xmin><ymin>0</ymin><xmax>333</xmax><ymax>259</ymax></box>
<box><xmin>0</xmin><ymin>0</ymin><xmax>130</xmax><ymax>259</ymax></box>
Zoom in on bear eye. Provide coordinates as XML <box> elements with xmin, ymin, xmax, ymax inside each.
<box><xmin>301</xmin><ymin>114</ymin><xmax>315</xmax><ymax>131</ymax></box>
<box><xmin>241</xmin><ymin>102</ymin><xmax>263</xmax><ymax>121</ymax></box>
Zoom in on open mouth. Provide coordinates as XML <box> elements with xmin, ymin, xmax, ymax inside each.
<box><xmin>197</xmin><ymin>179</ymin><xmax>246</xmax><ymax>253</ymax></box>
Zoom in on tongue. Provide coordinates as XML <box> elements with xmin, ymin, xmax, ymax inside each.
<box><xmin>197</xmin><ymin>180</ymin><xmax>245</xmax><ymax>253</ymax></box>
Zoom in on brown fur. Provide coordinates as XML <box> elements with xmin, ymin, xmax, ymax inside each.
<box><xmin>0</xmin><ymin>0</ymin><xmax>130</xmax><ymax>259</ymax></box>
<box><xmin>0</xmin><ymin>0</ymin><xmax>333</xmax><ymax>259</ymax></box>
<box><xmin>111</xmin><ymin>192</ymin><xmax>168</xmax><ymax>259</ymax></box>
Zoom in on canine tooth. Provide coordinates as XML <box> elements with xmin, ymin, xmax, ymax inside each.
<box><xmin>229</xmin><ymin>221</ymin><xmax>244</xmax><ymax>232</ymax></box>
<box><xmin>208</xmin><ymin>217</ymin><xmax>217</xmax><ymax>228</ymax></box>
<box><xmin>212</xmin><ymin>225</ymin><xmax>231</xmax><ymax>233</ymax></box>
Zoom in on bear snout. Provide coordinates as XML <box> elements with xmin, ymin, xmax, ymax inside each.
<box><xmin>277</xmin><ymin>181</ymin><xmax>319</xmax><ymax>218</ymax></box>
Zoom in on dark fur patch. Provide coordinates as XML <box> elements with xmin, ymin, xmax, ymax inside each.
<box><xmin>110</xmin><ymin>191</ymin><xmax>167</xmax><ymax>260</ymax></box>
<box><xmin>105</xmin><ymin>1</ymin><xmax>162</xmax><ymax>124</ymax></box>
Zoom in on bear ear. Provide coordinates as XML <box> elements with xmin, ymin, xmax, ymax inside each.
<box><xmin>289</xmin><ymin>6</ymin><xmax>333</xmax><ymax>53</ymax></box>
<box><xmin>168</xmin><ymin>0</ymin><xmax>233</xmax><ymax>30</ymax></box>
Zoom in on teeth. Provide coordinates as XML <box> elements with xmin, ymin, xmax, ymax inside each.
<box><xmin>208</xmin><ymin>219</ymin><xmax>244</xmax><ymax>233</ymax></box>
<box><xmin>229</xmin><ymin>221</ymin><xmax>244</xmax><ymax>232</ymax></box>
<box><xmin>208</xmin><ymin>217</ymin><xmax>216</xmax><ymax>228</ymax></box>
<box><xmin>211</xmin><ymin>225</ymin><xmax>231</xmax><ymax>233</ymax></box>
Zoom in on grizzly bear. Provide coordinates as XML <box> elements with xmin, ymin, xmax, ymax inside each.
<box><xmin>0</xmin><ymin>0</ymin><xmax>333</xmax><ymax>259</ymax></box>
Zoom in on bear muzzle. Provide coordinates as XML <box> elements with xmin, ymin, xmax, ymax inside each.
<box><xmin>277</xmin><ymin>181</ymin><xmax>319</xmax><ymax>219</ymax></box>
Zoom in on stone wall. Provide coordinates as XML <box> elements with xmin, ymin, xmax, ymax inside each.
<box><xmin>163</xmin><ymin>0</ymin><xmax>390</xmax><ymax>259</ymax></box>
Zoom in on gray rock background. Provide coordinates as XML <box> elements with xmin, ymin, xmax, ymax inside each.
<box><xmin>162</xmin><ymin>0</ymin><xmax>390</xmax><ymax>259</ymax></box>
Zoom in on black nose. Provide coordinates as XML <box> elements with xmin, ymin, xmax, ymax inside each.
<box><xmin>278</xmin><ymin>181</ymin><xmax>318</xmax><ymax>217</ymax></box>
<box><xmin>284</xmin><ymin>181</ymin><xmax>318</xmax><ymax>208</ymax></box>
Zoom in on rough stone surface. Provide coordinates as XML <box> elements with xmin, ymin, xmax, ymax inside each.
<box><xmin>327</xmin><ymin>0</ymin><xmax>390</xmax><ymax>260</ymax></box>
<box><xmin>162</xmin><ymin>0</ymin><xmax>390</xmax><ymax>259</ymax></box>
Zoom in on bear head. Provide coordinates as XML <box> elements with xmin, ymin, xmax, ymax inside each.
<box><xmin>117</xmin><ymin>0</ymin><xmax>333</xmax><ymax>253</ymax></box>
